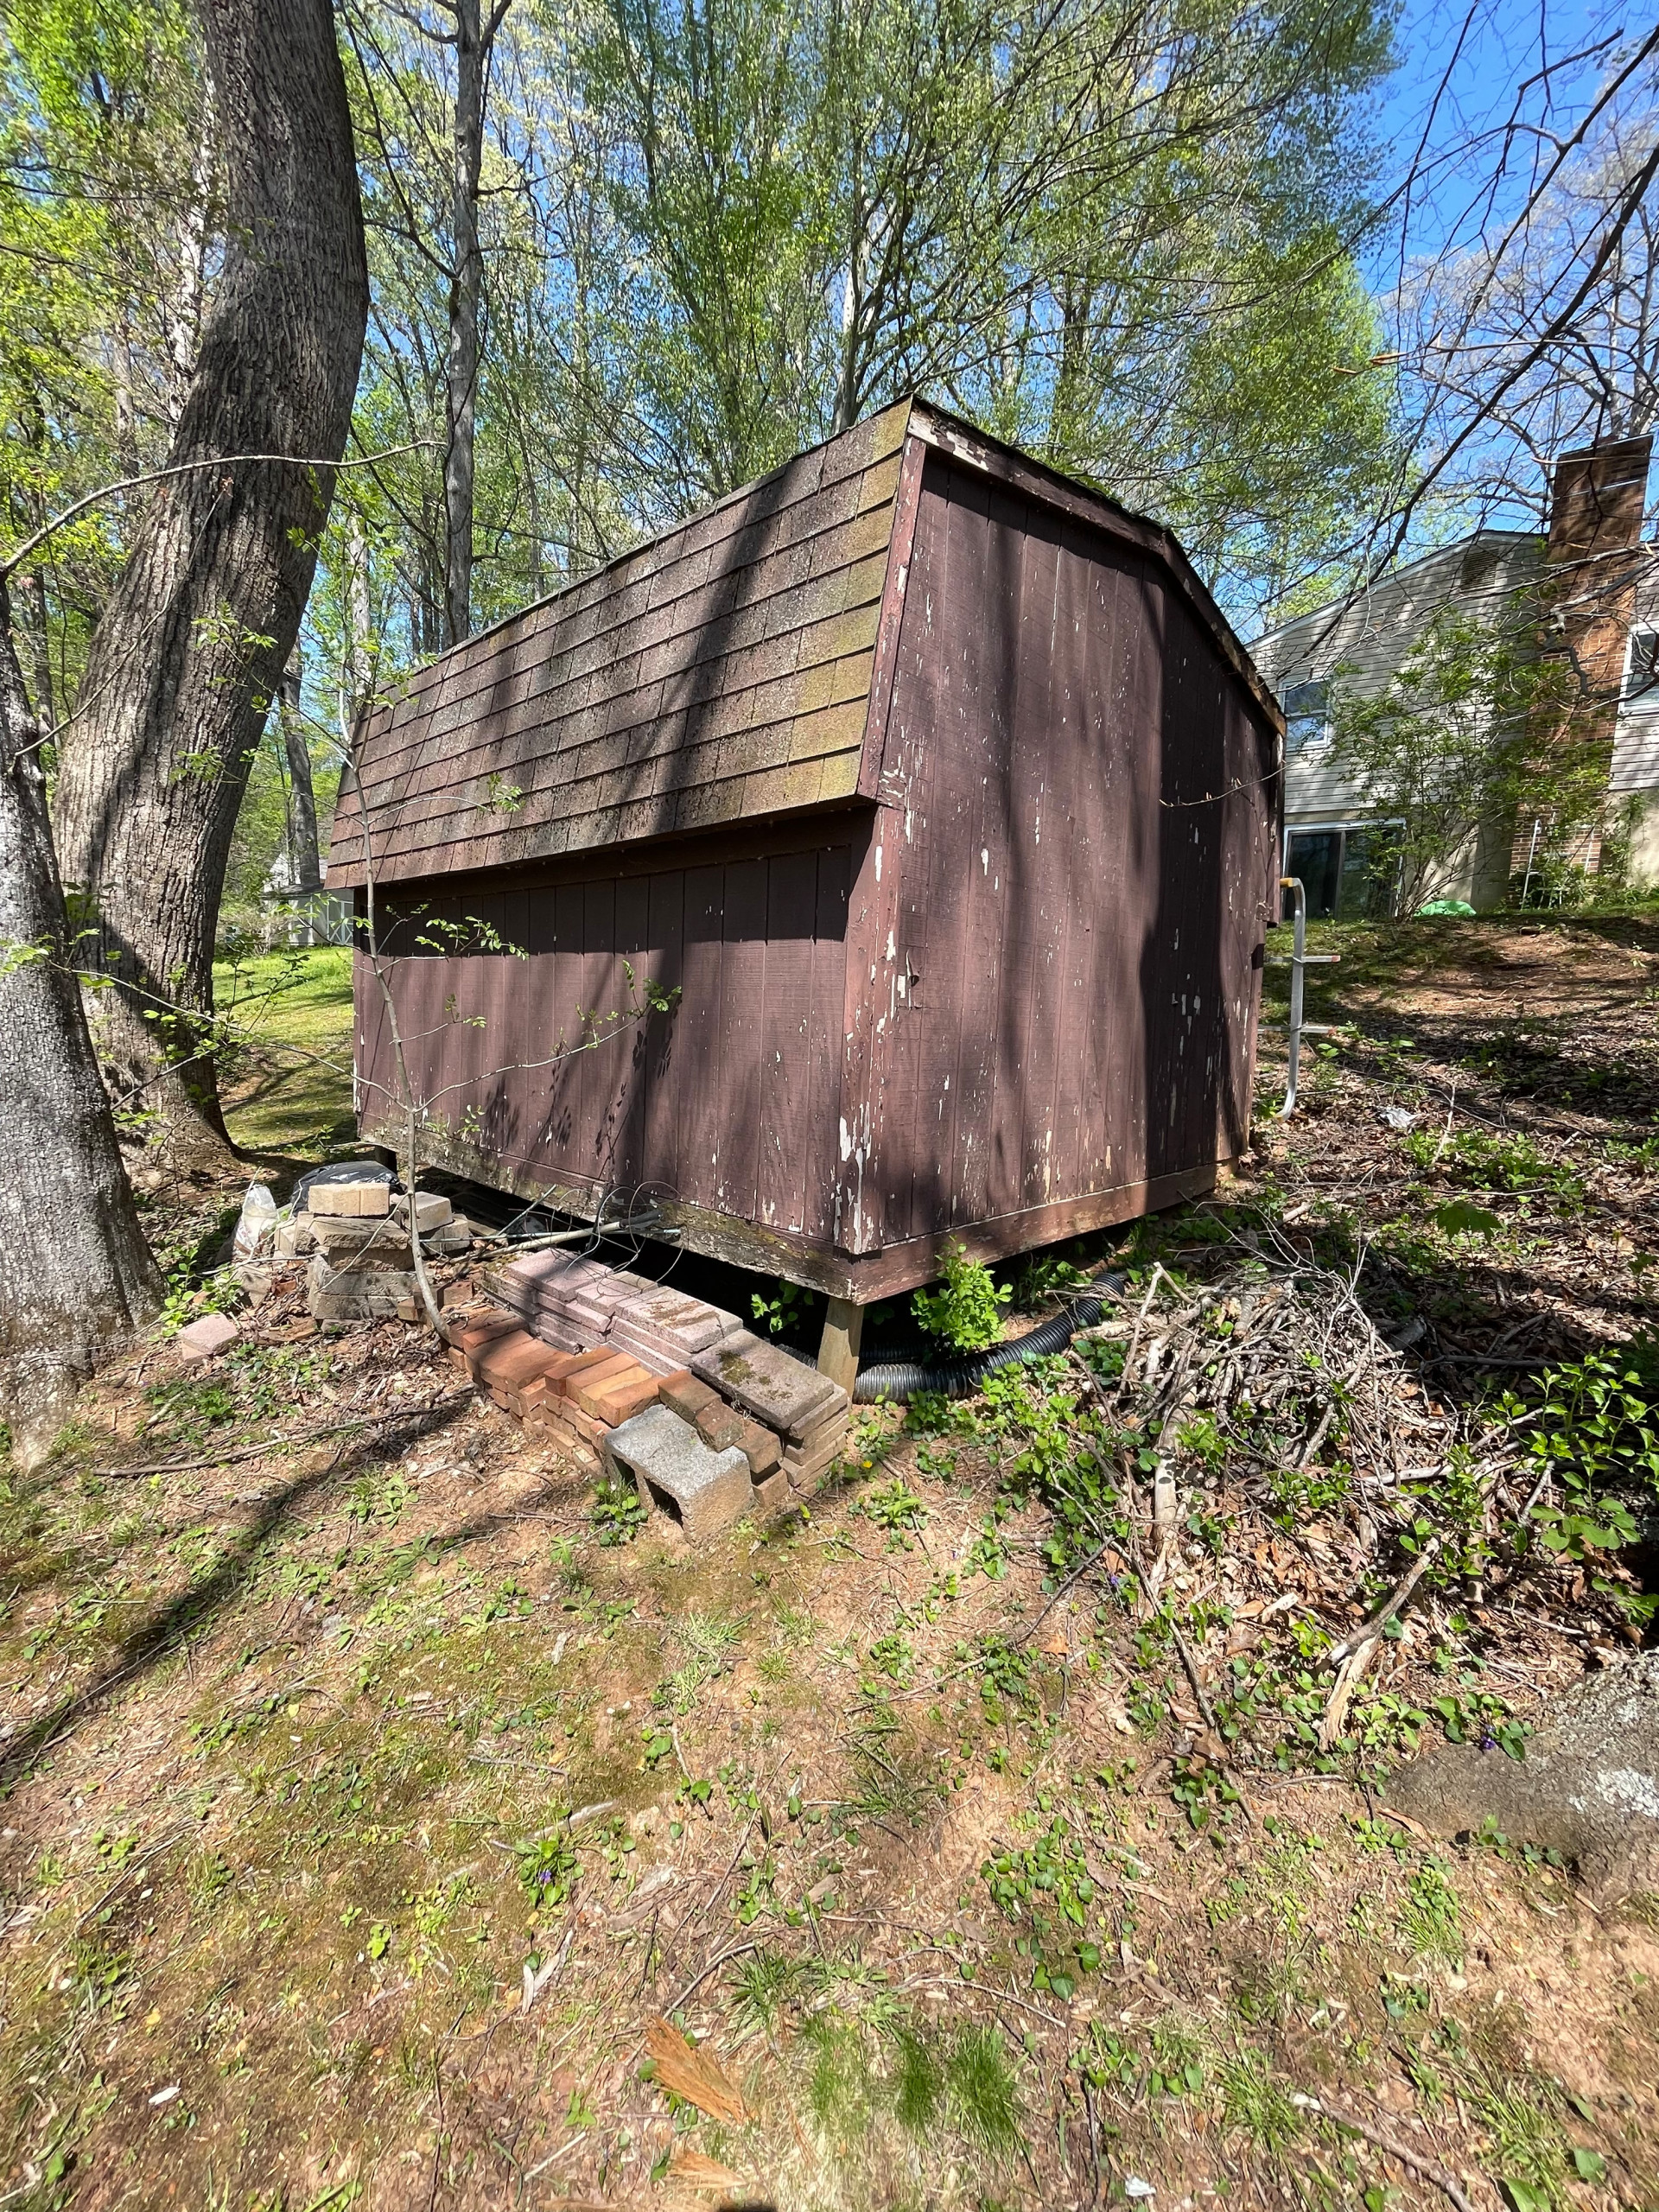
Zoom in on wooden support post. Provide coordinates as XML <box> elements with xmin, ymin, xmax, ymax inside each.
<box><xmin>817</xmin><ymin>1296</ymin><xmax>864</xmax><ymax>1396</ymax></box>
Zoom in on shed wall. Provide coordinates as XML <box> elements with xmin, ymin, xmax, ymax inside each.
<box><xmin>833</xmin><ymin>451</ymin><xmax>1278</xmax><ymax>1260</ymax></box>
<box><xmin>356</xmin><ymin>832</ymin><xmax>855</xmax><ymax>1242</ymax></box>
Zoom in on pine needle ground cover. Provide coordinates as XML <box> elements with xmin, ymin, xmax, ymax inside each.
<box><xmin>3</xmin><ymin>914</ymin><xmax>1658</xmax><ymax>2211</ymax></box>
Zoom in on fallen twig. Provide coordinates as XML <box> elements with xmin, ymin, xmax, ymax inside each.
<box><xmin>1291</xmin><ymin>2090</ymin><xmax>1476</xmax><ymax>2212</ymax></box>
<box><xmin>1320</xmin><ymin>1537</ymin><xmax>1440</xmax><ymax>1751</ymax></box>
<box><xmin>1169</xmin><ymin>1619</ymin><xmax>1219</xmax><ymax>1734</ymax></box>
<box><xmin>1116</xmin><ymin>1263</ymin><xmax>1170</xmax><ymax>1400</ymax></box>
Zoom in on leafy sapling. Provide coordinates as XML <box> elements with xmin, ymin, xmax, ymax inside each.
<box><xmin>912</xmin><ymin>1241</ymin><xmax>1011</xmax><ymax>1352</ymax></box>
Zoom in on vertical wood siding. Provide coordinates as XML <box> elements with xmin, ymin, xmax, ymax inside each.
<box><xmin>356</xmin><ymin>840</ymin><xmax>853</xmax><ymax>1235</ymax></box>
<box><xmin>833</xmin><ymin>450</ymin><xmax>1276</xmax><ymax>1257</ymax></box>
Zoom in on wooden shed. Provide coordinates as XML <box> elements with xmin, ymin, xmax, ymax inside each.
<box><xmin>328</xmin><ymin>398</ymin><xmax>1282</xmax><ymax>1364</ymax></box>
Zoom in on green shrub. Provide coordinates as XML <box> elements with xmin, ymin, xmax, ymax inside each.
<box><xmin>912</xmin><ymin>1242</ymin><xmax>1010</xmax><ymax>1351</ymax></box>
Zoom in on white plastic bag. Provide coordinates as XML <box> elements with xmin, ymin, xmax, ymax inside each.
<box><xmin>232</xmin><ymin>1183</ymin><xmax>279</xmax><ymax>1260</ymax></box>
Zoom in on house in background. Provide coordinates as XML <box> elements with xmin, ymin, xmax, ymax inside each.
<box><xmin>1251</xmin><ymin>435</ymin><xmax>1659</xmax><ymax>916</ymax></box>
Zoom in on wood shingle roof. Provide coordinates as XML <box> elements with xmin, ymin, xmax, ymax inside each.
<box><xmin>327</xmin><ymin>401</ymin><xmax>912</xmax><ymax>887</ymax></box>
<box><xmin>327</xmin><ymin>397</ymin><xmax>1279</xmax><ymax>888</ymax></box>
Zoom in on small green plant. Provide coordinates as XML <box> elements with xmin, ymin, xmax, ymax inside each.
<box><xmin>912</xmin><ymin>1241</ymin><xmax>1010</xmax><ymax>1352</ymax></box>
<box><xmin>752</xmin><ymin>1276</ymin><xmax>809</xmax><ymax>1338</ymax></box>
<box><xmin>855</xmin><ymin>1476</ymin><xmax>927</xmax><ymax>1546</ymax></box>
<box><xmin>1503</xmin><ymin>1347</ymin><xmax>1659</xmax><ymax>1563</ymax></box>
<box><xmin>1408</xmin><ymin>1126</ymin><xmax>1583</xmax><ymax>1207</ymax></box>
<box><xmin>481</xmin><ymin>772</ymin><xmax>525</xmax><ymax>815</ymax></box>
<box><xmin>515</xmin><ymin>1828</ymin><xmax>580</xmax><ymax>1905</ymax></box>
<box><xmin>981</xmin><ymin>1815</ymin><xmax>1099</xmax><ymax>1996</ymax></box>
<box><xmin>590</xmin><ymin>1478</ymin><xmax>648</xmax><ymax>1547</ymax></box>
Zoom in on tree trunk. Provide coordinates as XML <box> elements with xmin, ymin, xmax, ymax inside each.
<box><xmin>278</xmin><ymin>652</ymin><xmax>321</xmax><ymax>893</ymax></box>
<box><xmin>51</xmin><ymin>0</ymin><xmax>368</xmax><ymax>1162</ymax></box>
<box><xmin>0</xmin><ymin>582</ymin><xmax>162</xmax><ymax>1467</ymax></box>
<box><xmin>443</xmin><ymin>0</ymin><xmax>493</xmax><ymax>648</ymax></box>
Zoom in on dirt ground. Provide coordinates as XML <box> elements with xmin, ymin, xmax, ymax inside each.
<box><xmin>3</xmin><ymin>912</ymin><xmax>1659</xmax><ymax>2212</ymax></box>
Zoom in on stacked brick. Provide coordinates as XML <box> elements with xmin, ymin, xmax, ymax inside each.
<box><xmin>453</xmin><ymin>1255</ymin><xmax>854</xmax><ymax>1537</ymax></box>
<box><xmin>485</xmin><ymin>1250</ymin><xmax>745</xmax><ymax>1373</ymax></box>
<box><xmin>447</xmin><ymin>1313</ymin><xmax>661</xmax><ymax>1455</ymax></box>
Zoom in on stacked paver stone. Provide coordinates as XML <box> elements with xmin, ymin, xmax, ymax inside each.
<box><xmin>459</xmin><ymin>1250</ymin><xmax>854</xmax><ymax>1536</ymax></box>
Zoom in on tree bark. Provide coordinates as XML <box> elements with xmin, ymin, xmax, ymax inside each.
<box><xmin>277</xmin><ymin>652</ymin><xmax>321</xmax><ymax>893</ymax></box>
<box><xmin>443</xmin><ymin>0</ymin><xmax>496</xmax><ymax>648</ymax></box>
<box><xmin>0</xmin><ymin>581</ymin><xmax>162</xmax><ymax>1467</ymax></box>
<box><xmin>52</xmin><ymin>0</ymin><xmax>368</xmax><ymax>1161</ymax></box>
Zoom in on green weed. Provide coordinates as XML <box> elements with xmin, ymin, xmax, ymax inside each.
<box><xmin>912</xmin><ymin>1241</ymin><xmax>1011</xmax><ymax>1352</ymax></box>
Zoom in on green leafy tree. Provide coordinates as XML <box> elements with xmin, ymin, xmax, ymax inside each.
<box><xmin>1325</xmin><ymin>595</ymin><xmax>1599</xmax><ymax>914</ymax></box>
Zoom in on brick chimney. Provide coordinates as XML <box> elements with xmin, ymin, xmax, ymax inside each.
<box><xmin>1526</xmin><ymin>431</ymin><xmax>1653</xmax><ymax>875</ymax></box>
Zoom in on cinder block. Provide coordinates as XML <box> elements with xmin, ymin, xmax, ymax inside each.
<box><xmin>605</xmin><ymin>1405</ymin><xmax>753</xmax><ymax>1541</ymax></box>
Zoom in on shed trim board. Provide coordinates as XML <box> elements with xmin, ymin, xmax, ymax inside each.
<box><xmin>340</xmin><ymin>401</ymin><xmax>1281</xmax><ymax>1304</ymax></box>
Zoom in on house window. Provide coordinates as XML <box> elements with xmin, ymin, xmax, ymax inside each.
<box><xmin>1282</xmin><ymin>679</ymin><xmax>1330</xmax><ymax>754</ymax></box>
<box><xmin>1284</xmin><ymin>825</ymin><xmax>1400</xmax><ymax>920</ymax></box>
<box><xmin>1624</xmin><ymin>625</ymin><xmax>1659</xmax><ymax>702</ymax></box>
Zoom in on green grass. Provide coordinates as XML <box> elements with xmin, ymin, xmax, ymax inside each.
<box><xmin>213</xmin><ymin>944</ymin><xmax>356</xmax><ymax>1158</ymax></box>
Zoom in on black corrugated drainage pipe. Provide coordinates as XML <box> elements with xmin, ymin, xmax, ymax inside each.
<box><xmin>853</xmin><ymin>1273</ymin><xmax>1125</xmax><ymax>1402</ymax></box>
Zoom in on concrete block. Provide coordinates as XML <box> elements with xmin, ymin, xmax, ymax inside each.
<box><xmin>175</xmin><ymin>1312</ymin><xmax>241</xmax><ymax>1364</ymax></box>
<box><xmin>691</xmin><ymin>1330</ymin><xmax>846</xmax><ymax>1440</ymax></box>
<box><xmin>318</xmin><ymin>1220</ymin><xmax>410</xmax><ymax>1268</ymax></box>
<box><xmin>272</xmin><ymin>1217</ymin><xmax>304</xmax><ymax>1261</ymax></box>
<box><xmin>393</xmin><ymin>1191</ymin><xmax>453</xmax><ymax>1230</ymax></box>
<box><xmin>309</xmin><ymin>1179</ymin><xmax>391</xmax><ymax>1217</ymax></box>
<box><xmin>424</xmin><ymin>1217</ymin><xmax>472</xmax><ymax>1255</ymax></box>
<box><xmin>306</xmin><ymin>1254</ymin><xmax>414</xmax><ymax>1320</ymax></box>
<box><xmin>605</xmin><ymin>1405</ymin><xmax>752</xmax><ymax>1541</ymax></box>
<box><xmin>658</xmin><ymin>1370</ymin><xmax>718</xmax><ymax>1424</ymax></box>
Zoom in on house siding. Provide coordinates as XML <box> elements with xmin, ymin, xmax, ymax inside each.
<box><xmin>1250</xmin><ymin>533</ymin><xmax>1543</xmax><ymax>830</ymax></box>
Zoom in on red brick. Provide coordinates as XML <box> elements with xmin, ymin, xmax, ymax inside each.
<box><xmin>658</xmin><ymin>1370</ymin><xmax>718</xmax><ymax>1423</ymax></box>
<box><xmin>448</xmin><ymin>1310</ymin><xmax>518</xmax><ymax>1366</ymax></box>
<box><xmin>568</xmin><ymin>1353</ymin><xmax>640</xmax><ymax>1419</ymax></box>
<box><xmin>542</xmin><ymin>1347</ymin><xmax>612</xmax><ymax>1392</ymax></box>
<box><xmin>734</xmin><ymin>1415</ymin><xmax>780</xmax><ymax>1476</ymax></box>
<box><xmin>696</xmin><ymin>1398</ymin><xmax>747</xmax><ymax>1452</ymax></box>
<box><xmin>586</xmin><ymin>1364</ymin><xmax>659</xmax><ymax>1426</ymax></box>
<box><xmin>545</xmin><ymin>1398</ymin><xmax>611</xmax><ymax>1449</ymax></box>
<box><xmin>475</xmin><ymin>1332</ymin><xmax>565</xmax><ymax>1390</ymax></box>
